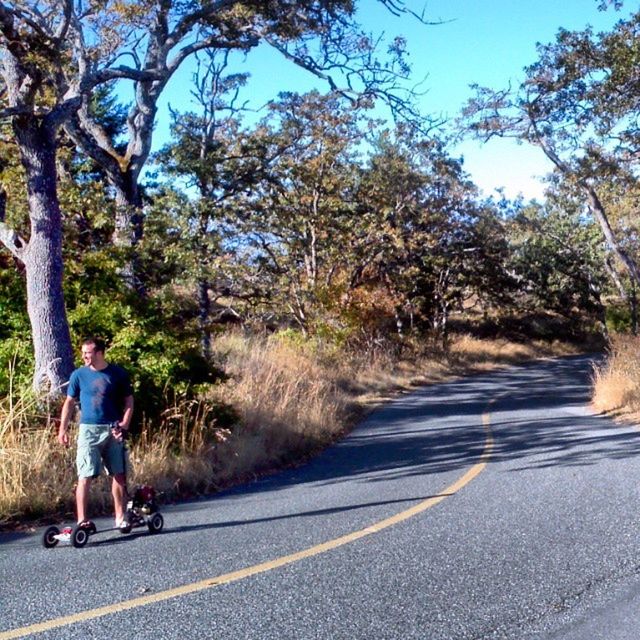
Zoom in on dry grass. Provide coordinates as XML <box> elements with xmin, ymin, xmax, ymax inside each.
<box><xmin>345</xmin><ymin>335</ymin><xmax>581</xmax><ymax>408</ymax></box>
<box><xmin>592</xmin><ymin>334</ymin><xmax>640</xmax><ymax>415</ymax></box>
<box><xmin>211</xmin><ymin>333</ymin><xmax>349</xmax><ymax>477</ymax></box>
<box><xmin>0</xmin><ymin>393</ymin><xmax>75</xmax><ymax>522</ymax></box>
<box><xmin>1</xmin><ymin>332</ymin><xmax>583</xmax><ymax>528</ymax></box>
<box><xmin>449</xmin><ymin>335</ymin><xmax>579</xmax><ymax>367</ymax></box>
<box><xmin>127</xmin><ymin>399</ymin><xmax>224</xmax><ymax>498</ymax></box>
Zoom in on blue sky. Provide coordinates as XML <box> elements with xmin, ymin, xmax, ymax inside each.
<box><xmin>405</xmin><ymin>0</ymin><xmax>626</xmax><ymax>200</ymax></box>
<box><xmin>156</xmin><ymin>1</ymin><xmax>629</xmax><ymax>201</ymax></box>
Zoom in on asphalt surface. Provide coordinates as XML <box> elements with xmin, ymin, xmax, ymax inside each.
<box><xmin>2</xmin><ymin>353</ymin><xmax>640</xmax><ymax>639</ymax></box>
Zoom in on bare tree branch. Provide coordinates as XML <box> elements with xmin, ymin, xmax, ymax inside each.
<box><xmin>0</xmin><ymin>189</ymin><xmax>27</xmax><ymax>259</ymax></box>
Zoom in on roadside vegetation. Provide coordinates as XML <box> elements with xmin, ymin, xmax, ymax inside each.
<box><xmin>2</xmin><ymin>2</ymin><xmax>640</xmax><ymax>528</ymax></box>
<box><xmin>1</xmin><ymin>330</ymin><xmax>585</xmax><ymax>527</ymax></box>
<box><xmin>592</xmin><ymin>334</ymin><xmax>640</xmax><ymax>418</ymax></box>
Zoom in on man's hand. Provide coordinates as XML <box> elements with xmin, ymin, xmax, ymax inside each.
<box><xmin>111</xmin><ymin>423</ymin><xmax>128</xmax><ymax>442</ymax></box>
<box><xmin>58</xmin><ymin>428</ymin><xmax>70</xmax><ymax>447</ymax></box>
<box><xmin>58</xmin><ymin>396</ymin><xmax>76</xmax><ymax>448</ymax></box>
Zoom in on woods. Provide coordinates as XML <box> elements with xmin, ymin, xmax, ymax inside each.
<box><xmin>0</xmin><ymin>0</ymin><xmax>424</xmax><ymax>393</ymax></box>
<box><xmin>2</xmin><ymin>1</ymin><xmax>640</xmax><ymax>521</ymax></box>
<box><xmin>463</xmin><ymin>6</ymin><xmax>640</xmax><ymax>324</ymax></box>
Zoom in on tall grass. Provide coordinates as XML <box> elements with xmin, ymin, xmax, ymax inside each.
<box><xmin>1</xmin><ymin>333</ymin><xmax>581</xmax><ymax>527</ymax></box>
<box><xmin>448</xmin><ymin>335</ymin><xmax>578</xmax><ymax>367</ymax></box>
<box><xmin>211</xmin><ymin>333</ymin><xmax>350</xmax><ymax>478</ymax></box>
<box><xmin>0</xmin><ymin>334</ymin><xmax>352</xmax><ymax>525</ymax></box>
<box><xmin>592</xmin><ymin>335</ymin><xmax>640</xmax><ymax>414</ymax></box>
<box><xmin>0</xmin><ymin>393</ymin><xmax>74</xmax><ymax>522</ymax></box>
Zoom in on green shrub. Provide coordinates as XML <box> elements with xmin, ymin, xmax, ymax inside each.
<box><xmin>106</xmin><ymin>319</ymin><xmax>226</xmax><ymax>427</ymax></box>
<box><xmin>605</xmin><ymin>303</ymin><xmax>634</xmax><ymax>333</ymax></box>
<box><xmin>0</xmin><ymin>267</ymin><xmax>32</xmax><ymax>396</ymax></box>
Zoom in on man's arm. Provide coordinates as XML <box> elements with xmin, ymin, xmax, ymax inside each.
<box><xmin>58</xmin><ymin>396</ymin><xmax>77</xmax><ymax>446</ymax></box>
<box><xmin>119</xmin><ymin>395</ymin><xmax>134</xmax><ymax>432</ymax></box>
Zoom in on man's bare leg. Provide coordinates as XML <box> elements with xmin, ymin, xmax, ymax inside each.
<box><xmin>76</xmin><ymin>477</ymin><xmax>92</xmax><ymax>523</ymax></box>
<box><xmin>112</xmin><ymin>473</ymin><xmax>127</xmax><ymax>524</ymax></box>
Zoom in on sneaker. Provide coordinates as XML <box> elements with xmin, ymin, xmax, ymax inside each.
<box><xmin>53</xmin><ymin>527</ymin><xmax>73</xmax><ymax>544</ymax></box>
<box><xmin>116</xmin><ymin>517</ymin><xmax>131</xmax><ymax>533</ymax></box>
<box><xmin>77</xmin><ymin>520</ymin><xmax>96</xmax><ymax>534</ymax></box>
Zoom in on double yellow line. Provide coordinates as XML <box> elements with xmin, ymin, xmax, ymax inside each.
<box><xmin>1</xmin><ymin>402</ymin><xmax>496</xmax><ymax>640</ymax></box>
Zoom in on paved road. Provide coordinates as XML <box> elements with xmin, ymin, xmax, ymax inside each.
<box><xmin>2</xmin><ymin>354</ymin><xmax>640</xmax><ymax>639</ymax></box>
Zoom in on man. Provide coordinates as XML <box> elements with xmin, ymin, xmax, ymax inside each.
<box><xmin>57</xmin><ymin>337</ymin><xmax>134</xmax><ymax>539</ymax></box>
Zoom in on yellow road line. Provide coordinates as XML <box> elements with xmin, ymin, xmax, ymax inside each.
<box><xmin>1</xmin><ymin>403</ymin><xmax>496</xmax><ymax>640</ymax></box>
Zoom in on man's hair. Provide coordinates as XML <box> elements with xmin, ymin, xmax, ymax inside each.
<box><xmin>82</xmin><ymin>336</ymin><xmax>106</xmax><ymax>353</ymax></box>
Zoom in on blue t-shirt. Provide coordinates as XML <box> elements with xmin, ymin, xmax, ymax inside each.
<box><xmin>67</xmin><ymin>364</ymin><xmax>133</xmax><ymax>425</ymax></box>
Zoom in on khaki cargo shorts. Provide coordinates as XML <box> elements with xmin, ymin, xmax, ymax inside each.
<box><xmin>76</xmin><ymin>424</ymin><xmax>127</xmax><ymax>479</ymax></box>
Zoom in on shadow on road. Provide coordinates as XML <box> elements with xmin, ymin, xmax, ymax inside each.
<box><xmin>130</xmin><ymin>493</ymin><xmax>456</xmax><ymax>540</ymax></box>
<box><xmin>230</xmin><ymin>354</ymin><xmax>638</xmax><ymax>496</ymax></box>
<box><xmin>10</xmin><ymin>354</ymin><xmax>635</xmax><ymax>546</ymax></box>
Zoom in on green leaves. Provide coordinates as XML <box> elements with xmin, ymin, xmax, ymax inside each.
<box><xmin>462</xmin><ymin>8</ymin><xmax>640</xmax><ymax>318</ymax></box>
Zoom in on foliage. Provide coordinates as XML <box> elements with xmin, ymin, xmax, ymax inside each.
<box><xmin>461</xmin><ymin>7</ymin><xmax>640</xmax><ymax>296</ymax></box>
<box><xmin>147</xmin><ymin>87</ymin><xmax>612</xmax><ymax>352</ymax></box>
<box><xmin>0</xmin><ymin>0</ymin><xmax>428</xmax><ymax>394</ymax></box>
<box><xmin>0</xmin><ymin>259</ymin><xmax>31</xmax><ymax>395</ymax></box>
<box><xmin>0</xmin><ymin>76</ymin><xmax>614</xmax><ymax>410</ymax></box>
<box><xmin>352</xmin><ymin>129</ymin><xmax>514</xmax><ymax>341</ymax></box>
<box><xmin>605</xmin><ymin>303</ymin><xmax>635</xmax><ymax>333</ymax></box>
<box><xmin>0</xmin><ymin>5</ymin><xmax>623</xmax><ymax>434</ymax></box>
<box><xmin>55</xmin><ymin>187</ymin><xmax>228</xmax><ymax>427</ymax></box>
<box><xmin>230</xmin><ymin>90</ymin><xmax>367</xmax><ymax>332</ymax></box>
<box><xmin>63</xmin><ymin>290</ymin><xmax>226</xmax><ymax>428</ymax></box>
<box><xmin>504</xmin><ymin>199</ymin><xmax>607</xmax><ymax>319</ymax></box>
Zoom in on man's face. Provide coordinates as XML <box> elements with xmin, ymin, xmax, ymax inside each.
<box><xmin>81</xmin><ymin>343</ymin><xmax>102</xmax><ymax>367</ymax></box>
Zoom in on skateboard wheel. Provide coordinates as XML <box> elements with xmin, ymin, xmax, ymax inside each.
<box><xmin>71</xmin><ymin>524</ymin><xmax>89</xmax><ymax>548</ymax></box>
<box><xmin>42</xmin><ymin>525</ymin><xmax>60</xmax><ymax>548</ymax></box>
<box><xmin>147</xmin><ymin>512</ymin><xmax>164</xmax><ymax>534</ymax></box>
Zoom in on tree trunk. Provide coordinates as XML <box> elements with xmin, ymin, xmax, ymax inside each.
<box><xmin>63</xmin><ymin>111</ymin><xmax>147</xmax><ymax>295</ymax></box>
<box><xmin>13</xmin><ymin>118</ymin><xmax>74</xmax><ymax>395</ymax></box>
<box><xmin>113</xmin><ymin>174</ymin><xmax>143</xmax><ymax>246</ymax></box>
<box><xmin>198</xmin><ymin>277</ymin><xmax>212</xmax><ymax>360</ymax></box>
<box><xmin>113</xmin><ymin>176</ymin><xmax>146</xmax><ymax>296</ymax></box>
<box><xmin>536</xmin><ymin>138</ymin><xmax>640</xmax><ymax>292</ymax></box>
<box><xmin>631</xmin><ymin>280</ymin><xmax>638</xmax><ymax>336</ymax></box>
<box><xmin>582</xmin><ymin>183</ymin><xmax>640</xmax><ymax>286</ymax></box>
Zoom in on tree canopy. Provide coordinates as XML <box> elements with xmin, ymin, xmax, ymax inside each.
<box><xmin>0</xmin><ymin>0</ymin><xmax>624</xmax><ymax>400</ymax></box>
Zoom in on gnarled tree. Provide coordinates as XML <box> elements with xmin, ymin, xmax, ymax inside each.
<box><xmin>0</xmin><ymin>0</ymin><xmax>429</xmax><ymax>394</ymax></box>
<box><xmin>462</xmin><ymin>11</ymin><xmax>640</xmax><ymax>300</ymax></box>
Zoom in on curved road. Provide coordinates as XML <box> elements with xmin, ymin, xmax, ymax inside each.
<box><xmin>2</xmin><ymin>354</ymin><xmax>640</xmax><ymax>639</ymax></box>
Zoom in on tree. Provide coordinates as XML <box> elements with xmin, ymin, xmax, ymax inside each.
<box><xmin>0</xmin><ymin>0</ymin><xmax>428</xmax><ymax>394</ymax></box>
<box><xmin>354</xmin><ymin>130</ymin><xmax>512</xmax><ymax>345</ymax></box>
<box><xmin>231</xmin><ymin>90</ymin><xmax>365</xmax><ymax>334</ymax></box>
<box><xmin>0</xmin><ymin>5</ymin><xmax>78</xmax><ymax>392</ymax></box>
<box><xmin>153</xmin><ymin>51</ymin><xmax>263</xmax><ymax>358</ymax></box>
<box><xmin>504</xmin><ymin>197</ymin><xmax>607</xmax><ymax>329</ymax></box>
<box><xmin>59</xmin><ymin>0</ymin><xmax>429</xmax><ymax>292</ymax></box>
<box><xmin>461</xmin><ymin>11</ymin><xmax>640</xmax><ymax>300</ymax></box>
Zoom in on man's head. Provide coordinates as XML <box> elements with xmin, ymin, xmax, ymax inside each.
<box><xmin>81</xmin><ymin>337</ymin><xmax>107</xmax><ymax>369</ymax></box>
